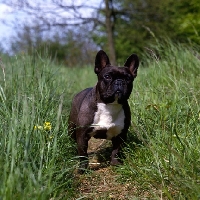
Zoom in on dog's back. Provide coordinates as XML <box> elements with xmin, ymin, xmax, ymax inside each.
<box><xmin>68</xmin><ymin>87</ymin><xmax>94</xmax><ymax>140</ymax></box>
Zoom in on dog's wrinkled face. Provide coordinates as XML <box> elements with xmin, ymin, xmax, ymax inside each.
<box><xmin>94</xmin><ymin>50</ymin><xmax>139</xmax><ymax>104</ymax></box>
<box><xmin>97</xmin><ymin>66</ymin><xmax>134</xmax><ymax>104</ymax></box>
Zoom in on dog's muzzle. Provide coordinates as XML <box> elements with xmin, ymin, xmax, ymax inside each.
<box><xmin>113</xmin><ymin>79</ymin><xmax>126</xmax><ymax>100</ymax></box>
<box><xmin>114</xmin><ymin>79</ymin><xmax>125</xmax><ymax>93</ymax></box>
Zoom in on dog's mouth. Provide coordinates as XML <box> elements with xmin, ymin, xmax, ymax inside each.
<box><xmin>100</xmin><ymin>91</ymin><xmax>125</xmax><ymax>104</ymax></box>
<box><xmin>99</xmin><ymin>86</ymin><xmax>129</xmax><ymax>104</ymax></box>
<box><xmin>114</xmin><ymin>90</ymin><xmax>123</xmax><ymax>99</ymax></box>
<box><xmin>103</xmin><ymin>90</ymin><xmax>125</xmax><ymax>104</ymax></box>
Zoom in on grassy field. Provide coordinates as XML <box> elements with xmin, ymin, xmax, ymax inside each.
<box><xmin>0</xmin><ymin>42</ymin><xmax>199</xmax><ymax>199</ymax></box>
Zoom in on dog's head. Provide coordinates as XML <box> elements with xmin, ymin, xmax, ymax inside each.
<box><xmin>94</xmin><ymin>50</ymin><xmax>139</xmax><ymax>104</ymax></box>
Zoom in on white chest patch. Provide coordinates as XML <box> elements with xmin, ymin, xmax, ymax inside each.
<box><xmin>90</xmin><ymin>102</ymin><xmax>125</xmax><ymax>140</ymax></box>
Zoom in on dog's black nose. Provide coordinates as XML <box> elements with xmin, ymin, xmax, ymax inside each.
<box><xmin>114</xmin><ymin>79</ymin><xmax>124</xmax><ymax>93</ymax></box>
<box><xmin>114</xmin><ymin>79</ymin><xmax>124</xmax><ymax>87</ymax></box>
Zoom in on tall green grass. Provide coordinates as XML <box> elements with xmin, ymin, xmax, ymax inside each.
<box><xmin>118</xmin><ymin>42</ymin><xmax>200</xmax><ymax>199</ymax></box>
<box><xmin>0</xmin><ymin>54</ymin><xmax>83</xmax><ymax>199</ymax></box>
<box><xmin>0</xmin><ymin>41</ymin><xmax>199</xmax><ymax>199</ymax></box>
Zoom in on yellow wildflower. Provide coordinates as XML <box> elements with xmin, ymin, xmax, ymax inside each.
<box><xmin>49</xmin><ymin>135</ymin><xmax>54</xmax><ymax>140</ymax></box>
<box><xmin>44</xmin><ymin>122</ymin><xmax>52</xmax><ymax>131</ymax></box>
<box><xmin>34</xmin><ymin>125</ymin><xmax>43</xmax><ymax>130</ymax></box>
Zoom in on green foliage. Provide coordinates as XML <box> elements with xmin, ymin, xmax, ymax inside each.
<box><xmin>169</xmin><ymin>0</ymin><xmax>200</xmax><ymax>44</ymax></box>
<box><xmin>11</xmin><ymin>28</ymin><xmax>97</xmax><ymax>67</ymax></box>
<box><xmin>33</xmin><ymin>32</ymin><xmax>97</xmax><ymax>67</ymax></box>
<box><xmin>7</xmin><ymin>0</ymin><xmax>200</xmax><ymax>66</ymax></box>
<box><xmin>93</xmin><ymin>0</ymin><xmax>200</xmax><ymax>63</ymax></box>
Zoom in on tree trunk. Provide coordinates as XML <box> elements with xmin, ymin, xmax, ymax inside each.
<box><xmin>105</xmin><ymin>0</ymin><xmax>116</xmax><ymax>65</ymax></box>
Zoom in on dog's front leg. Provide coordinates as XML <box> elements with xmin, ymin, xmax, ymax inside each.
<box><xmin>111</xmin><ymin>134</ymin><xmax>126</xmax><ymax>165</ymax></box>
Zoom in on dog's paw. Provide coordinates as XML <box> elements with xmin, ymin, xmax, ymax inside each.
<box><xmin>110</xmin><ymin>158</ymin><xmax>122</xmax><ymax>166</ymax></box>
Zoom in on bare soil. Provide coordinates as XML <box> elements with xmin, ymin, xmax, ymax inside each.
<box><xmin>74</xmin><ymin>138</ymin><xmax>138</xmax><ymax>199</ymax></box>
<box><xmin>72</xmin><ymin>138</ymin><xmax>168</xmax><ymax>199</ymax></box>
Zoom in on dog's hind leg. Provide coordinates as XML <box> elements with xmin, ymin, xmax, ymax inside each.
<box><xmin>76</xmin><ymin>128</ymin><xmax>91</xmax><ymax>174</ymax></box>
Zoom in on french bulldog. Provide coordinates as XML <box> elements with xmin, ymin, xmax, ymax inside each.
<box><xmin>68</xmin><ymin>50</ymin><xmax>139</xmax><ymax>173</ymax></box>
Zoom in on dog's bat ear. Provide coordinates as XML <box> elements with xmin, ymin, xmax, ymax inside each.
<box><xmin>124</xmin><ymin>54</ymin><xmax>139</xmax><ymax>78</ymax></box>
<box><xmin>95</xmin><ymin>50</ymin><xmax>111</xmax><ymax>74</ymax></box>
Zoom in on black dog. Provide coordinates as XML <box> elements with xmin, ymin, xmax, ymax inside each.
<box><xmin>68</xmin><ymin>50</ymin><xmax>139</xmax><ymax>173</ymax></box>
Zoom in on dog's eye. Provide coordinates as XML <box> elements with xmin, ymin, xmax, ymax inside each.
<box><xmin>104</xmin><ymin>74</ymin><xmax>111</xmax><ymax>80</ymax></box>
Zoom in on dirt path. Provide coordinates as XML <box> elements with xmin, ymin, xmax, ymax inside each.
<box><xmin>72</xmin><ymin>138</ymin><xmax>167</xmax><ymax>200</ymax></box>
<box><xmin>74</xmin><ymin>138</ymin><xmax>137</xmax><ymax>199</ymax></box>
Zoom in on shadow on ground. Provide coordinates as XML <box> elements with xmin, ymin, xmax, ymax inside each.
<box><xmin>88</xmin><ymin>138</ymin><xmax>112</xmax><ymax>171</ymax></box>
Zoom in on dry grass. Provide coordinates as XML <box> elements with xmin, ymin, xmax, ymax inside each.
<box><xmin>74</xmin><ymin>138</ymin><xmax>167</xmax><ymax>200</ymax></box>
